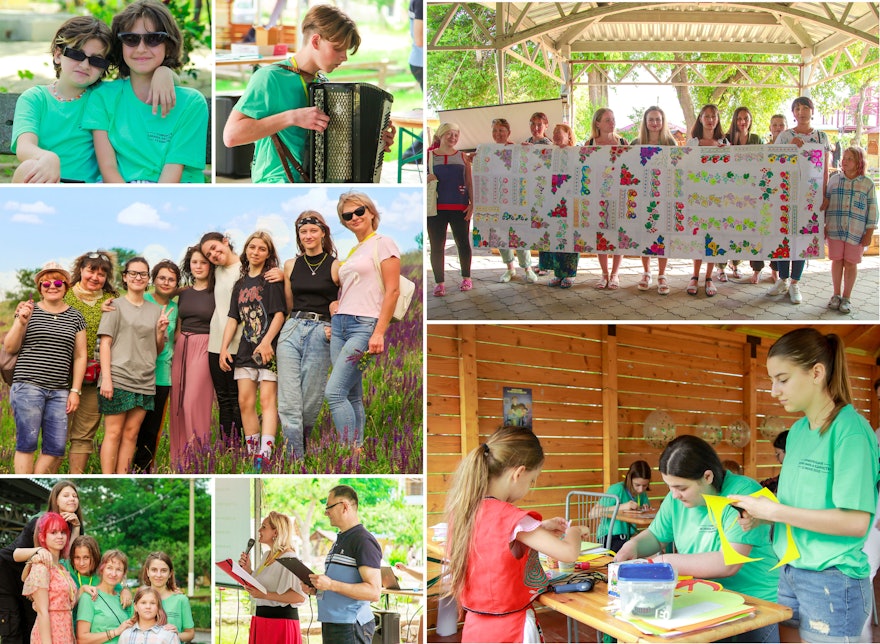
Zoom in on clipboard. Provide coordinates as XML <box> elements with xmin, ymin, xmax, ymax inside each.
<box><xmin>215</xmin><ymin>559</ymin><xmax>267</xmax><ymax>594</ymax></box>
<box><xmin>276</xmin><ymin>556</ymin><xmax>316</xmax><ymax>588</ymax></box>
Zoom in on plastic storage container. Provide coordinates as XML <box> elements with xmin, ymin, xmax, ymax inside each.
<box><xmin>617</xmin><ymin>562</ymin><xmax>676</xmax><ymax>620</ymax></box>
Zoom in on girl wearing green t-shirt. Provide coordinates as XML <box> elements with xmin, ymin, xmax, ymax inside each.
<box><xmin>139</xmin><ymin>552</ymin><xmax>195</xmax><ymax>642</ymax></box>
<box><xmin>731</xmin><ymin>328</ymin><xmax>879</xmax><ymax>642</ymax></box>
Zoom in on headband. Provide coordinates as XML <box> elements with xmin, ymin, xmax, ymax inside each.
<box><xmin>297</xmin><ymin>217</ymin><xmax>323</xmax><ymax>229</ymax></box>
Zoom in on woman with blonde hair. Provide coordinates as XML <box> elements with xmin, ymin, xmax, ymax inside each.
<box><xmin>326</xmin><ymin>191</ymin><xmax>401</xmax><ymax>450</ymax></box>
<box><xmin>237</xmin><ymin>512</ymin><xmax>306</xmax><ymax>643</ymax></box>
<box><xmin>277</xmin><ymin>210</ymin><xmax>340</xmax><ymax>458</ymax></box>
<box><xmin>427</xmin><ymin>121</ymin><xmax>473</xmax><ymax>295</ymax></box>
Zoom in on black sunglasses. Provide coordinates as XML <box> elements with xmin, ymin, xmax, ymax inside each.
<box><xmin>62</xmin><ymin>46</ymin><xmax>109</xmax><ymax>70</ymax></box>
<box><xmin>340</xmin><ymin>205</ymin><xmax>367</xmax><ymax>222</ymax></box>
<box><xmin>118</xmin><ymin>32</ymin><xmax>169</xmax><ymax>48</ymax></box>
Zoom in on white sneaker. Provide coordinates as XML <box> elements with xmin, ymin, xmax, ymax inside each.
<box><xmin>788</xmin><ymin>282</ymin><xmax>802</xmax><ymax>304</ymax></box>
<box><xmin>524</xmin><ymin>267</ymin><xmax>538</xmax><ymax>283</ymax></box>
<box><xmin>500</xmin><ymin>269</ymin><xmax>515</xmax><ymax>283</ymax></box>
<box><xmin>766</xmin><ymin>278</ymin><xmax>790</xmax><ymax>296</ymax></box>
<box><xmin>839</xmin><ymin>297</ymin><xmax>852</xmax><ymax>314</ymax></box>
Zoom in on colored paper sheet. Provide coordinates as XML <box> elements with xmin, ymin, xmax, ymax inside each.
<box><xmin>472</xmin><ymin>143</ymin><xmax>826</xmax><ymax>261</ymax></box>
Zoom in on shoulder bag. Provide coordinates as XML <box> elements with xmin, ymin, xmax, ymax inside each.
<box><xmin>372</xmin><ymin>237</ymin><xmax>415</xmax><ymax>323</ymax></box>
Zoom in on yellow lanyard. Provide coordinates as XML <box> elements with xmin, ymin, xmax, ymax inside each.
<box><xmin>288</xmin><ymin>57</ymin><xmax>310</xmax><ymax>102</ymax></box>
<box><xmin>341</xmin><ymin>232</ymin><xmax>377</xmax><ymax>264</ymax></box>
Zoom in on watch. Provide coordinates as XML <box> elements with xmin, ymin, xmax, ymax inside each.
<box><xmin>70</xmin><ymin>388</ymin><xmax>82</xmax><ymax>395</ymax></box>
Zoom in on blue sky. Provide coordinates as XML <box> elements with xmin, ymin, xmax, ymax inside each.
<box><xmin>0</xmin><ymin>185</ymin><xmax>423</xmax><ymax>296</ymax></box>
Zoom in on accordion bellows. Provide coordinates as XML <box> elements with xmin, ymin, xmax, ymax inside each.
<box><xmin>308</xmin><ymin>82</ymin><xmax>394</xmax><ymax>183</ymax></box>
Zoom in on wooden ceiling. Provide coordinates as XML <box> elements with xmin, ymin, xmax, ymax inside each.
<box><xmin>720</xmin><ymin>324</ymin><xmax>880</xmax><ymax>360</ymax></box>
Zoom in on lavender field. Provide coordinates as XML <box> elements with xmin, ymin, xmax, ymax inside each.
<box><xmin>0</xmin><ymin>253</ymin><xmax>423</xmax><ymax>475</ymax></box>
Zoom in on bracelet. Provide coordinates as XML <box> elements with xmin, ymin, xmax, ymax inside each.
<box><xmin>70</xmin><ymin>388</ymin><xmax>82</xmax><ymax>395</ymax></box>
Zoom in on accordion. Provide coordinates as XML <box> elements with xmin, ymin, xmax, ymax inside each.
<box><xmin>308</xmin><ymin>82</ymin><xmax>394</xmax><ymax>183</ymax></box>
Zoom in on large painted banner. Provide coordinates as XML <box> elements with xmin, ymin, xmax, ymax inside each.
<box><xmin>471</xmin><ymin>144</ymin><xmax>826</xmax><ymax>261</ymax></box>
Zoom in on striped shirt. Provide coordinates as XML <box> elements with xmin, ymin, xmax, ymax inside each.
<box><xmin>118</xmin><ymin>623</ymin><xmax>180</xmax><ymax>644</ymax></box>
<box><xmin>13</xmin><ymin>305</ymin><xmax>86</xmax><ymax>389</ymax></box>
<box><xmin>317</xmin><ymin>524</ymin><xmax>381</xmax><ymax>625</ymax></box>
<box><xmin>825</xmin><ymin>173</ymin><xmax>878</xmax><ymax>245</ymax></box>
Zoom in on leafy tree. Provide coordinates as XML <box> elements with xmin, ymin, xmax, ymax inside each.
<box><xmin>110</xmin><ymin>247</ymin><xmax>139</xmax><ymax>292</ymax></box>
<box><xmin>4</xmin><ymin>268</ymin><xmax>40</xmax><ymax>302</ymax></box>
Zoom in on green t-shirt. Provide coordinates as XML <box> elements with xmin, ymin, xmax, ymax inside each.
<box><xmin>65</xmin><ymin>290</ymin><xmax>115</xmax><ymax>359</ymax></box>
<box><xmin>76</xmin><ymin>589</ymin><xmax>133</xmax><ymax>644</ymax></box>
<box><xmin>12</xmin><ymin>85</ymin><xmax>101</xmax><ymax>182</ymax></box>
<box><xmin>235</xmin><ymin>63</ymin><xmax>313</xmax><ymax>183</ymax></box>
<box><xmin>145</xmin><ymin>293</ymin><xmax>178</xmax><ymax>387</ymax></box>
<box><xmin>776</xmin><ymin>404</ymin><xmax>879</xmax><ymax>578</ymax></box>
<box><xmin>598</xmin><ymin>481</ymin><xmax>649</xmax><ymax>539</ymax></box>
<box><xmin>649</xmin><ymin>472</ymin><xmax>779</xmax><ymax>601</ymax></box>
<box><xmin>82</xmin><ymin>79</ymin><xmax>207</xmax><ymax>183</ymax></box>
<box><xmin>161</xmin><ymin>592</ymin><xmax>194</xmax><ymax>633</ymax></box>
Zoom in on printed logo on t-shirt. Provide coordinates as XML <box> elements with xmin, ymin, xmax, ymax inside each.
<box><xmin>798</xmin><ymin>459</ymin><xmax>831</xmax><ymax>476</ymax></box>
<box><xmin>147</xmin><ymin>131</ymin><xmax>173</xmax><ymax>144</ymax></box>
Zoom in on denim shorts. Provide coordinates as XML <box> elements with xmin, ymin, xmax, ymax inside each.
<box><xmin>777</xmin><ymin>564</ymin><xmax>870</xmax><ymax>642</ymax></box>
<box><xmin>10</xmin><ymin>382</ymin><xmax>69</xmax><ymax>456</ymax></box>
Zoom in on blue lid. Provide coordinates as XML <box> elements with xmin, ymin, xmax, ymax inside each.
<box><xmin>617</xmin><ymin>562</ymin><xmax>675</xmax><ymax>582</ymax></box>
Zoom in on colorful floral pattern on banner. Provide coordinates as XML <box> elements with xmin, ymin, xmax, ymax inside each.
<box><xmin>471</xmin><ymin>144</ymin><xmax>826</xmax><ymax>260</ymax></box>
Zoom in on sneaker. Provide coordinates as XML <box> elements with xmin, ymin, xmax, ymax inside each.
<box><xmin>500</xmin><ymin>269</ymin><xmax>515</xmax><ymax>283</ymax></box>
<box><xmin>827</xmin><ymin>294</ymin><xmax>841</xmax><ymax>310</ymax></box>
<box><xmin>525</xmin><ymin>267</ymin><xmax>538</xmax><ymax>283</ymax></box>
<box><xmin>839</xmin><ymin>297</ymin><xmax>852</xmax><ymax>314</ymax></box>
<box><xmin>788</xmin><ymin>282</ymin><xmax>802</xmax><ymax>304</ymax></box>
<box><xmin>460</xmin><ymin>278</ymin><xmax>473</xmax><ymax>291</ymax></box>
<box><xmin>433</xmin><ymin>283</ymin><xmax>446</xmax><ymax>297</ymax></box>
<box><xmin>766</xmin><ymin>278</ymin><xmax>790</xmax><ymax>296</ymax></box>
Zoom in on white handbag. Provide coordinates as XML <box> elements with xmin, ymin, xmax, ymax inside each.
<box><xmin>372</xmin><ymin>237</ymin><xmax>415</xmax><ymax>322</ymax></box>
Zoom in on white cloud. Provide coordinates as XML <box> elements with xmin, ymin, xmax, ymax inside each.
<box><xmin>10</xmin><ymin>214</ymin><xmax>43</xmax><ymax>224</ymax></box>
<box><xmin>117</xmin><ymin>202</ymin><xmax>172</xmax><ymax>230</ymax></box>
<box><xmin>280</xmin><ymin>188</ymin><xmax>334</xmax><ymax>215</ymax></box>
<box><xmin>142</xmin><ymin>244</ymin><xmax>174</xmax><ymax>268</ymax></box>
<box><xmin>0</xmin><ymin>270</ymin><xmax>19</xmax><ymax>299</ymax></box>
<box><xmin>254</xmin><ymin>214</ymin><xmax>292</xmax><ymax>251</ymax></box>
<box><xmin>4</xmin><ymin>200</ymin><xmax>55</xmax><ymax>214</ymax></box>
<box><xmin>381</xmin><ymin>190</ymin><xmax>423</xmax><ymax>229</ymax></box>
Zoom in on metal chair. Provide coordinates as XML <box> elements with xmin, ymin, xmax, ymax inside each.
<box><xmin>563</xmin><ymin>491</ymin><xmax>620</xmax><ymax>643</ymax></box>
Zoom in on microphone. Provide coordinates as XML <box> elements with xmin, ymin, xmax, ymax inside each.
<box><xmin>245</xmin><ymin>538</ymin><xmax>255</xmax><ymax>555</ymax></box>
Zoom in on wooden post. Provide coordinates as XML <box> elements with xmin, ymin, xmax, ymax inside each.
<box><xmin>458</xmin><ymin>325</ymin><xmax>480</xmax><ymax>458</ymax></box>
<box><xmin>742</xmin><ymin>336</ymin><xmax>760</xmax><ymax>478</ymax></box>
<box><xmin>602</xmin><ymin>325</ymin><xmax>619</xmax><ymax>489</ymax></box>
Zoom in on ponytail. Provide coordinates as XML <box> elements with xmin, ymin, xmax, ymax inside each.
<box><xmin>768</xmin><ymin>328</ymin><xmax>852</xmax><ymax>434</ymax></box>
<box><xmin>443</xmin><ymin>426</ymin><xmax>544</xmax><ymax>602</ymax></box>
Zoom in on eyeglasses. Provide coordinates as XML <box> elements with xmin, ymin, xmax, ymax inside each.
<box><xmin>62</xmin><ymin>46</ymin><xmax>109</xmax><ymax>70</ymax></box>
<box><xmin>118</xmin><ymin>32</ymin><xmax>169</xmax><ymax>48</ymax></box>
<box><xmin>87</xmin><ymin>252</ymin><xmax>111</xmax><ymax>262</ymax></box>
<box><xmin>340</xmin><ymin>205</ymin><xmax>367</xmax><ymax>222</ymax></box>
<box><xmin>154</xmin><ymin>276</ymin><xmax>177</xmax><ymax>284</ymax></box>
<box><xmin>124</xmin><ymin>271</ymin><xmax>150</xmax><ymax>279</ymax></box>
<box><xmin>324</xmin><ymin>501</ymin><xmax>344</xmax><ymax>513</ymax></box>
<box><xmin>41</xmin><ymin>280</ymin><xmax>65</xmax><ymax>288</ymax></box>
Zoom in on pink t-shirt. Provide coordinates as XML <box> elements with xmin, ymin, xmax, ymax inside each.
<box><xmin>338</xmin><ymin>234</ymin><xmax>401</xmax><ymax>318</ymax></box>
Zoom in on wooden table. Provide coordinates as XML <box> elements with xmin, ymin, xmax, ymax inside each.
<box><xmin>538</xmin><ymin>580</ymin><xmax>791</xmax><ymax>643</ymax></box>
<box><xmin>616</xmin><ymin>510</ymin><xmax>657</xmax><ymax>529</ymax></box>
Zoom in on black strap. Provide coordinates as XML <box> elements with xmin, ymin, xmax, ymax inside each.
<box><xmin>97</xmin><ymin>592</ymin><xmax>128</xmax><ymax>625</ymax></box>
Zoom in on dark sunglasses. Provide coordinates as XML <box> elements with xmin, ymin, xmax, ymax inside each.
<box><xmin>118</xmin><ymin>31</ymin><xmax>169</xmax><ymax>48</ymax></box>
<box><xmin>41</xmin><ymin>280</ymin><xmax>66</xmax><ymax>288</ymax></box>
<box><xmin>62</xmin><ymin>46</ymin><xmax>109</xmax><ymax>70</ymax></box>
<box><xmin>88</xmin><ymin>251</ymin><xmax>111</xmax><ymax>262</ymax></box>
<box><xmin>340</xmin><ymin>205</ymin><xmax>367</xmax><ymax>221</ymax></box>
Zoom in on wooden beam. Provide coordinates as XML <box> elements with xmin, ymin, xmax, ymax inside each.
<box><xmin>742</xmin><ymin>337</ymin><xmax>759</xmax><ymax>479</ymax></box>
<box><xmin>601</xmin><ymin>325</ymin><xmax>619</xmax><ymax>488</ymax></box>
<box><xmin>458</xmin><ymin>325</ymin><xmax>479</xmax><ymax>458</ymax></box>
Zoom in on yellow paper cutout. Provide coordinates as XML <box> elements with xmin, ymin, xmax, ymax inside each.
<box><xmin>703</xmin><ymin>495</ymin><xmax>760</xmax><ymax>565</ymax></box>
<box><xmin>702</xmin><ymin>490</ymin><xmax>800</xmax><ymax>569</ymax></box>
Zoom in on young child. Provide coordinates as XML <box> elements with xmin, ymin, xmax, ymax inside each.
<box><xmin>84</xmin><ymin>0</ymin><xmax>208</xmax><ymax>183</ymax></box>
<box><xmin>11</xmin><ymin>17</ymin><xmax>111</xmax><ymax>183</ymax></box>
<box><xmin>223</xmin><ymin>4</ymin><xmax>393</xmax><ymax>183</ymax></box>
<box><xmin>444</xmin><ymin>426</ymin><xmax>584</xmax><ymax>642</ymax></box>
<box><xmin>139</xmin><ymin>552</ymin><xmax>195</xmax><ymax>642</ymax></box>
<box><xmin>597</xmin><ymin>460</ymin><xmax>652</xmax><ymax>552</ymax></box>
<box><xmin>538</xmin><ymin>125</ymin><xmax>579</xmax><ymax>289</ymax></box>
<box><xmin>821</xmin><ymin>145</ymin><xmax>877</xmax><ymax>314</ymax></box>
<box><xmin>220</xmin><ymin>232</ymin><xmax>286</xmax><ymax>464</ymax></box>
<box><xmin>686</xmin><ymin>104</ymin><xmax>729</xmax><ymax>297</ymax></box>
<box><xmin>731</xmin><ymin>328</ymin><xmax>879</xmax><ymax>643</ymax></box>
<box><xmin>117</xmin><ymin>587</ymin><xmax>180</xmax><ymax>644</ymax></box>
<box><xmin>97</xmin><ymin>257</ymin><xmax>170</xmax><ymax>474</ymax></box>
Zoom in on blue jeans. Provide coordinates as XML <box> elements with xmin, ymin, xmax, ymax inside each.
<box><xmin>276</xmin><ymin>317</ymin><xmax>331</xmax><ymax>458</ymax></box>
<box><xmin>777</xmin><ymin>260</ymin><xmax>804</xmax><ymax>280</ymax></box>
<box><xmin>778</xmin><ymin>564</ymin><xmax>870</xmax><ymax>642</ymax></box>
<box><xmin>326</xmin><ymin>314</ymin><xmax>377</xmax><ymax>446</ymax></box>
<box><xmin>11</xmin><ymin>382</ymin><xmax>69</xmax><ymax>456</ymax></box>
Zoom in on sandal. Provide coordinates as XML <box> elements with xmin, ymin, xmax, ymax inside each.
<box><xmin>608</xmin><ymin>274</ymin><xmax>620</xmax><ymax>290</ymax></box>
<box><xmin>657</xmin><ymin>274</ymin><xmax>670</xmax><ymax>295</ymax></box>
<box><xmin>595</xmin><ymin>274</ymin><xmax>609</xmax><ymax>289</ymax></box>
<box><xmin>560</xmin><ymin>277</ymin><xmax>574</xmax><ymax>289</ymax></box>
<box><xmin>686</xmin><ymin>276</ymin><xmax>699</xmax><ymax>296</ymax></box>
<box><xmin>548</xmin><ymin>276</ymin><xmax>562</xmax><ymax>287</ymax></box>
<box><xmin>705</xmin><ymin>278</ymin><xmax>717</xmax><ymax>297</ymax></box>
<box><xmin>749</xmin><ymin>270</ymin><xmax>762</xmax><ymax>284</ymax></box>
<box><xmin>637</xmin><ymin>272</ymin><xmax>652</xmax><ymax>291</ymax></box>
<box><xmin>728</xmin><ymin>263</ymin><xmax>743</xmax><ymax>280</ymax></box>
<box><xmin>715</xmin><ymin>267</ymin><xmax>728</xmax><ymax>283</ymax></box>
<box><xmin>433</xmin><ymin>283</ymin><xmax>446</xmax><ymax>297</ymax></box>
<box><xmin>460</xmin><ymin>278</ymin><xmax>473</xmax><ymax>291</ymax></box>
